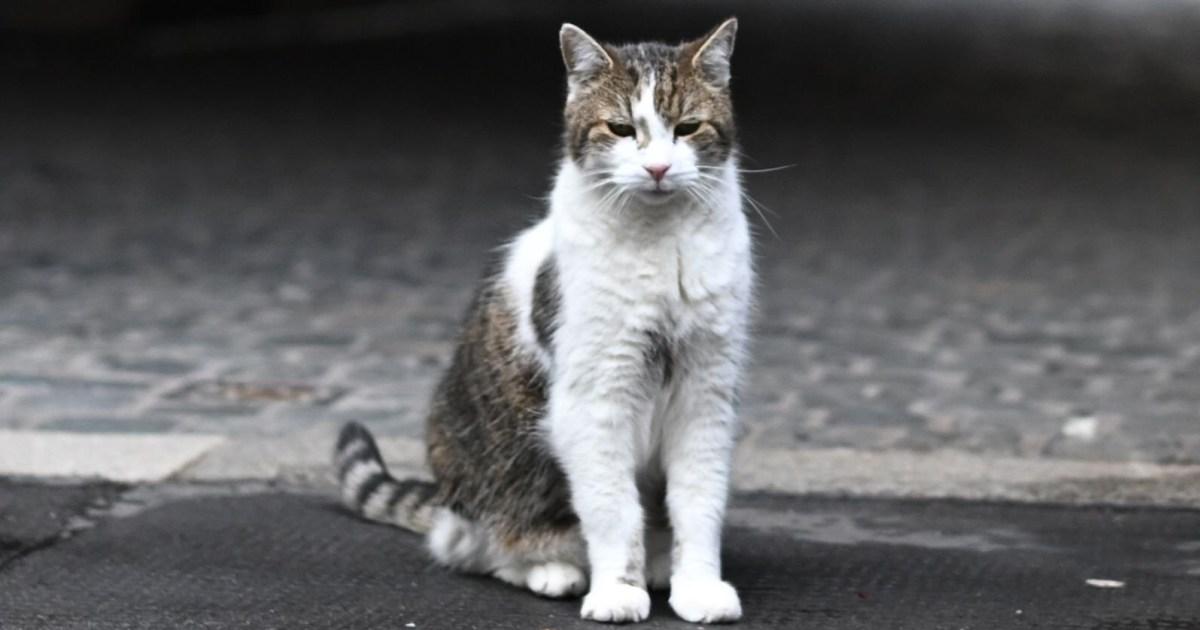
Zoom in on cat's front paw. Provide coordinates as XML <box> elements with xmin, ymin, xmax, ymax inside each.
<box><xmin>669</xmin><ymin>577</ymin><xmax>742</xmax><ymax>624</ymax></box>
<box><xmin>580</xmin><ymin>582</ymin><xmax>650</xmax><ymax>623</ymax></box>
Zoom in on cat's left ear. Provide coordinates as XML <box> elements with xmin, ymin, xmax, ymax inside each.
<box><xmin>688</xmin><ymin>17</ymin><xmax>738</xmax><ymax>88</ymax></box>
<box><xmin>560</xmin><ymin>24</ymin><xmax>613</xmax><ymax>98</ymax></box>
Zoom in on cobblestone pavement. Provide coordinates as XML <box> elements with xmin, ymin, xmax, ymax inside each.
<box><xmin>1</xmin><ymin>2</ymin><xmax>1199</xmax><ymax>486</ymax></box>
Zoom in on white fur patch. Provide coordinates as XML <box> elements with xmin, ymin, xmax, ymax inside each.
<box><xmin>503</xmin><ymin>220</ymin><xmax>555</xmax><ymax>368</ymax></box>
<box><xmin>631</xmin><ymin>75</ymin><xmax>669</xmax><ymax>143</ymax></box>
<box><xmin>536</xmin><ymin>144</ymin><xmax>750</xmax><ymax>622</ymax></box>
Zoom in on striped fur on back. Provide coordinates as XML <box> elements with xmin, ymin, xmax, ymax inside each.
<box><xmin>335</xmin><ymin>421</ymin><xmax>436</xmax><ymax>533</ymax></box>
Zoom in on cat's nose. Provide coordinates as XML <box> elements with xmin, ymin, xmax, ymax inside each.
<box><xmin>644</xmin><ymin>163</ymin><xmax>670</xmax><ymax>183</ymax></box>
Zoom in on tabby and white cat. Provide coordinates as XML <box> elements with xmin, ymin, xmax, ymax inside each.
<box><xmin>335</xmin><ymin>18</ymin><xmax>752</xmax><ymax>623</ymax></box>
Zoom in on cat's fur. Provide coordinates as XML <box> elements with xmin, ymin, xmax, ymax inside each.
<box><xmin>335</xmin><ymin>18</ymin><xmax>752</xmax><ymax>624</ymax></box>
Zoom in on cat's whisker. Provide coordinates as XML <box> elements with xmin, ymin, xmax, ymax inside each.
<box><xmin>607</xmin><ymin>188</ymin><xmax>633</xmax><ymax>221</ymax></box>
<box><xmin>576</xmin><ymin>173</ymin><xmax>617</xmax><ymax>191</ymax></box>
<box><xmin>687</xmin><ymin>176</ymin><xmax>780</xmax><ymax>239</ymax></box>
<box><xmin>739</xmin><ymin>189</ymin><xmax>780</xmax><ymax>218</ymax></box>
<box><xmin>697</xmin><ymin>174</ymin><xmax>779</xmax><ymax>218</ymax></box>
<box><xmin>739</xmin><ymin>193</ymin><xmax>780</xmax><ymax>239</ymax></box>
<box><xmin>696</xmin><ymin>163</ymin><xmax>796</xmax><ymax>175</ymax></box>
<box><xmin>617</xmin><ymin>190</ymin><xmax>634</xmax><ymax>219</ymax></box>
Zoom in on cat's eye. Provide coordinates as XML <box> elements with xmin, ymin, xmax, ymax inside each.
<box><xmin>674</xmin><ymin>121</ymin><xmax>701</xmax><ymax>137</ymax></box>
<box><xmin>606</xmin><ymin>122</ymin><xmax>636</xmax><ymax>138</ymax></box>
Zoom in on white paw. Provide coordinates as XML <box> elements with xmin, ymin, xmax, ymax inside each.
<box><xmin>580</xmin><ymin>582</ymin><xmax>650</xmax><ymax>623</ymax></box>
<box><xmin>527</xmin><ymin>561</ymin><xmax>587</xmax><ymax>598</ymax></box>
<box><xmin>645</xmin><ymin>553</ymin><xmax>671</xmax><ymax>591</ymax></box>
<box><xmin>669</xmin><ymin>577</ymin><xmax>742</xmax><ymax>624</ymax></box>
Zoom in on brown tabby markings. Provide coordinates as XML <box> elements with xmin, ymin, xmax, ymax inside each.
<box><xmin>425</xmin><ymin>273</ymin><xmax>576</xmax><ymax>550</ymax></box>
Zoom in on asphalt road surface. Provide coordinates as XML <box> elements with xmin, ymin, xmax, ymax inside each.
<box><xmin>1</xmin><ymin>481</ymin><xmax>1198</xmax><ymax>629</ymax></box>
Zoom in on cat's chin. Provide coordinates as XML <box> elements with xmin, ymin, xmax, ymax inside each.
<box><xmin>634</xmin><ymin>188</ymin><xmax>681</xmax><ymax>206</ymax></box>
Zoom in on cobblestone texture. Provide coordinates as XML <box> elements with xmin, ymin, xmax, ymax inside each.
<box><xmin>1</xmin><ymin>4</ymin><xmax>1199</xmax><ymax>467</ymax></box>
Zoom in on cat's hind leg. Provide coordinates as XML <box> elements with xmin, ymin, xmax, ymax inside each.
<box><xmin>525</xmin><ymin>561</ymin><xmax>588</xmax><ymax>597</ymax></box>
<box><xmin>428</xmin><ymin>509</ymin><xmax>588</xmax><ymax>598</ymax></box>
<box><xmin>426</xmin><ymin>508</ymin><xmax>492</xmax><ymax>574</ymax></box>
<box><xmin>492</xmin><ymin>561</ymin><xmax>587</xmax><ymax>598</ymax></box>
<box><xmin>509</xmin><ymin>527</ymin><xmax>589</xmax><ymax>598</ymax></box>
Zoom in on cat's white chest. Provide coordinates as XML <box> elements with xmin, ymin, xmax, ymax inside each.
<box><xmin>634</xmin><ymin>231</ymin><xmax>740</xmax><ymax>333</ymax></box>
<box><xmin>544</xmin><ymin>158</ymin><xmax>752</xmax><ymax>353</ymax></box>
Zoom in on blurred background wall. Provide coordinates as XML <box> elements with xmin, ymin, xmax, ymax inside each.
<box><xmin>1</xmin><ymin>1</ymin><xmax>1198</xmax><ymax>469</ymax></box>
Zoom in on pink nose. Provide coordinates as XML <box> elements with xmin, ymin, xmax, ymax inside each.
<box><xmin>644</xmin><ymin>163</ymin><xmax>670</xmax><ymax>183</ymax></box>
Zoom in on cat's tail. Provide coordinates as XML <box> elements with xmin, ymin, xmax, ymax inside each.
<box><xmin>334</xmin><ymin>421</ymin><xmax>437</xmax><ymax>534</ymax></box>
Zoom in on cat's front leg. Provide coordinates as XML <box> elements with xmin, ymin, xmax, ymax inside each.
<box><xmin>547</xmin><ymin>353</ymin><xmax>654</xmax><ymax>623</ymax></box>
<box><xmin>662</xmin><ymin>346</ymin><xmax>743</xmax><ymax>624</ymax></box>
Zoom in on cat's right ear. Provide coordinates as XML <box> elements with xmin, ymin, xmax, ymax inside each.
<box><xmin>560</xmin><ymin>24</ymin><xmax>613</xmax><ymax>98</ymax></box>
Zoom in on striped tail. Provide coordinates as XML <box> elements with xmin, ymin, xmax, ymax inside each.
<box><xmin>334</xmin><ymin>421</ymin><xmax>437</xmax><ymax>534</ymax></box>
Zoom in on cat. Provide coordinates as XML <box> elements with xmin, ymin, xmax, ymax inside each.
<box><xmin>334</xmin><ymin>18</ymin><xmax>752</xmax><ymax>624</ymax></box>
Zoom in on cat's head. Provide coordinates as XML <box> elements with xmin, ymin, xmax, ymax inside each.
<box><xmin>559</xmin><ymin>19</ymin><xmax>738</xmax><ymax>206</ymax></box>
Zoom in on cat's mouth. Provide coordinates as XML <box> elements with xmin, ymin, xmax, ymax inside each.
<box><xmin>637</xmin><ymin>187</ymin><xmax>679</xmax><ymax>204</ymax></box>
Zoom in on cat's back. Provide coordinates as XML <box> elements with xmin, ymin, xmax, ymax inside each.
<box><xmin>424</xmin><ymin>227</ymin><xmax>573</xmax><ymax>532</ymax></box>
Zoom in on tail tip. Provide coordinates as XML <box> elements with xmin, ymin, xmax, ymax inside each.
<box><xmin>337</xmin><ymin>420</ymin><xmax>372</xmax><ymax>451</ymax></box>
<box><xmin>335</xmin><ymin>420</ymin><xmax>385</xmax><ymax>469</ymax></box>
